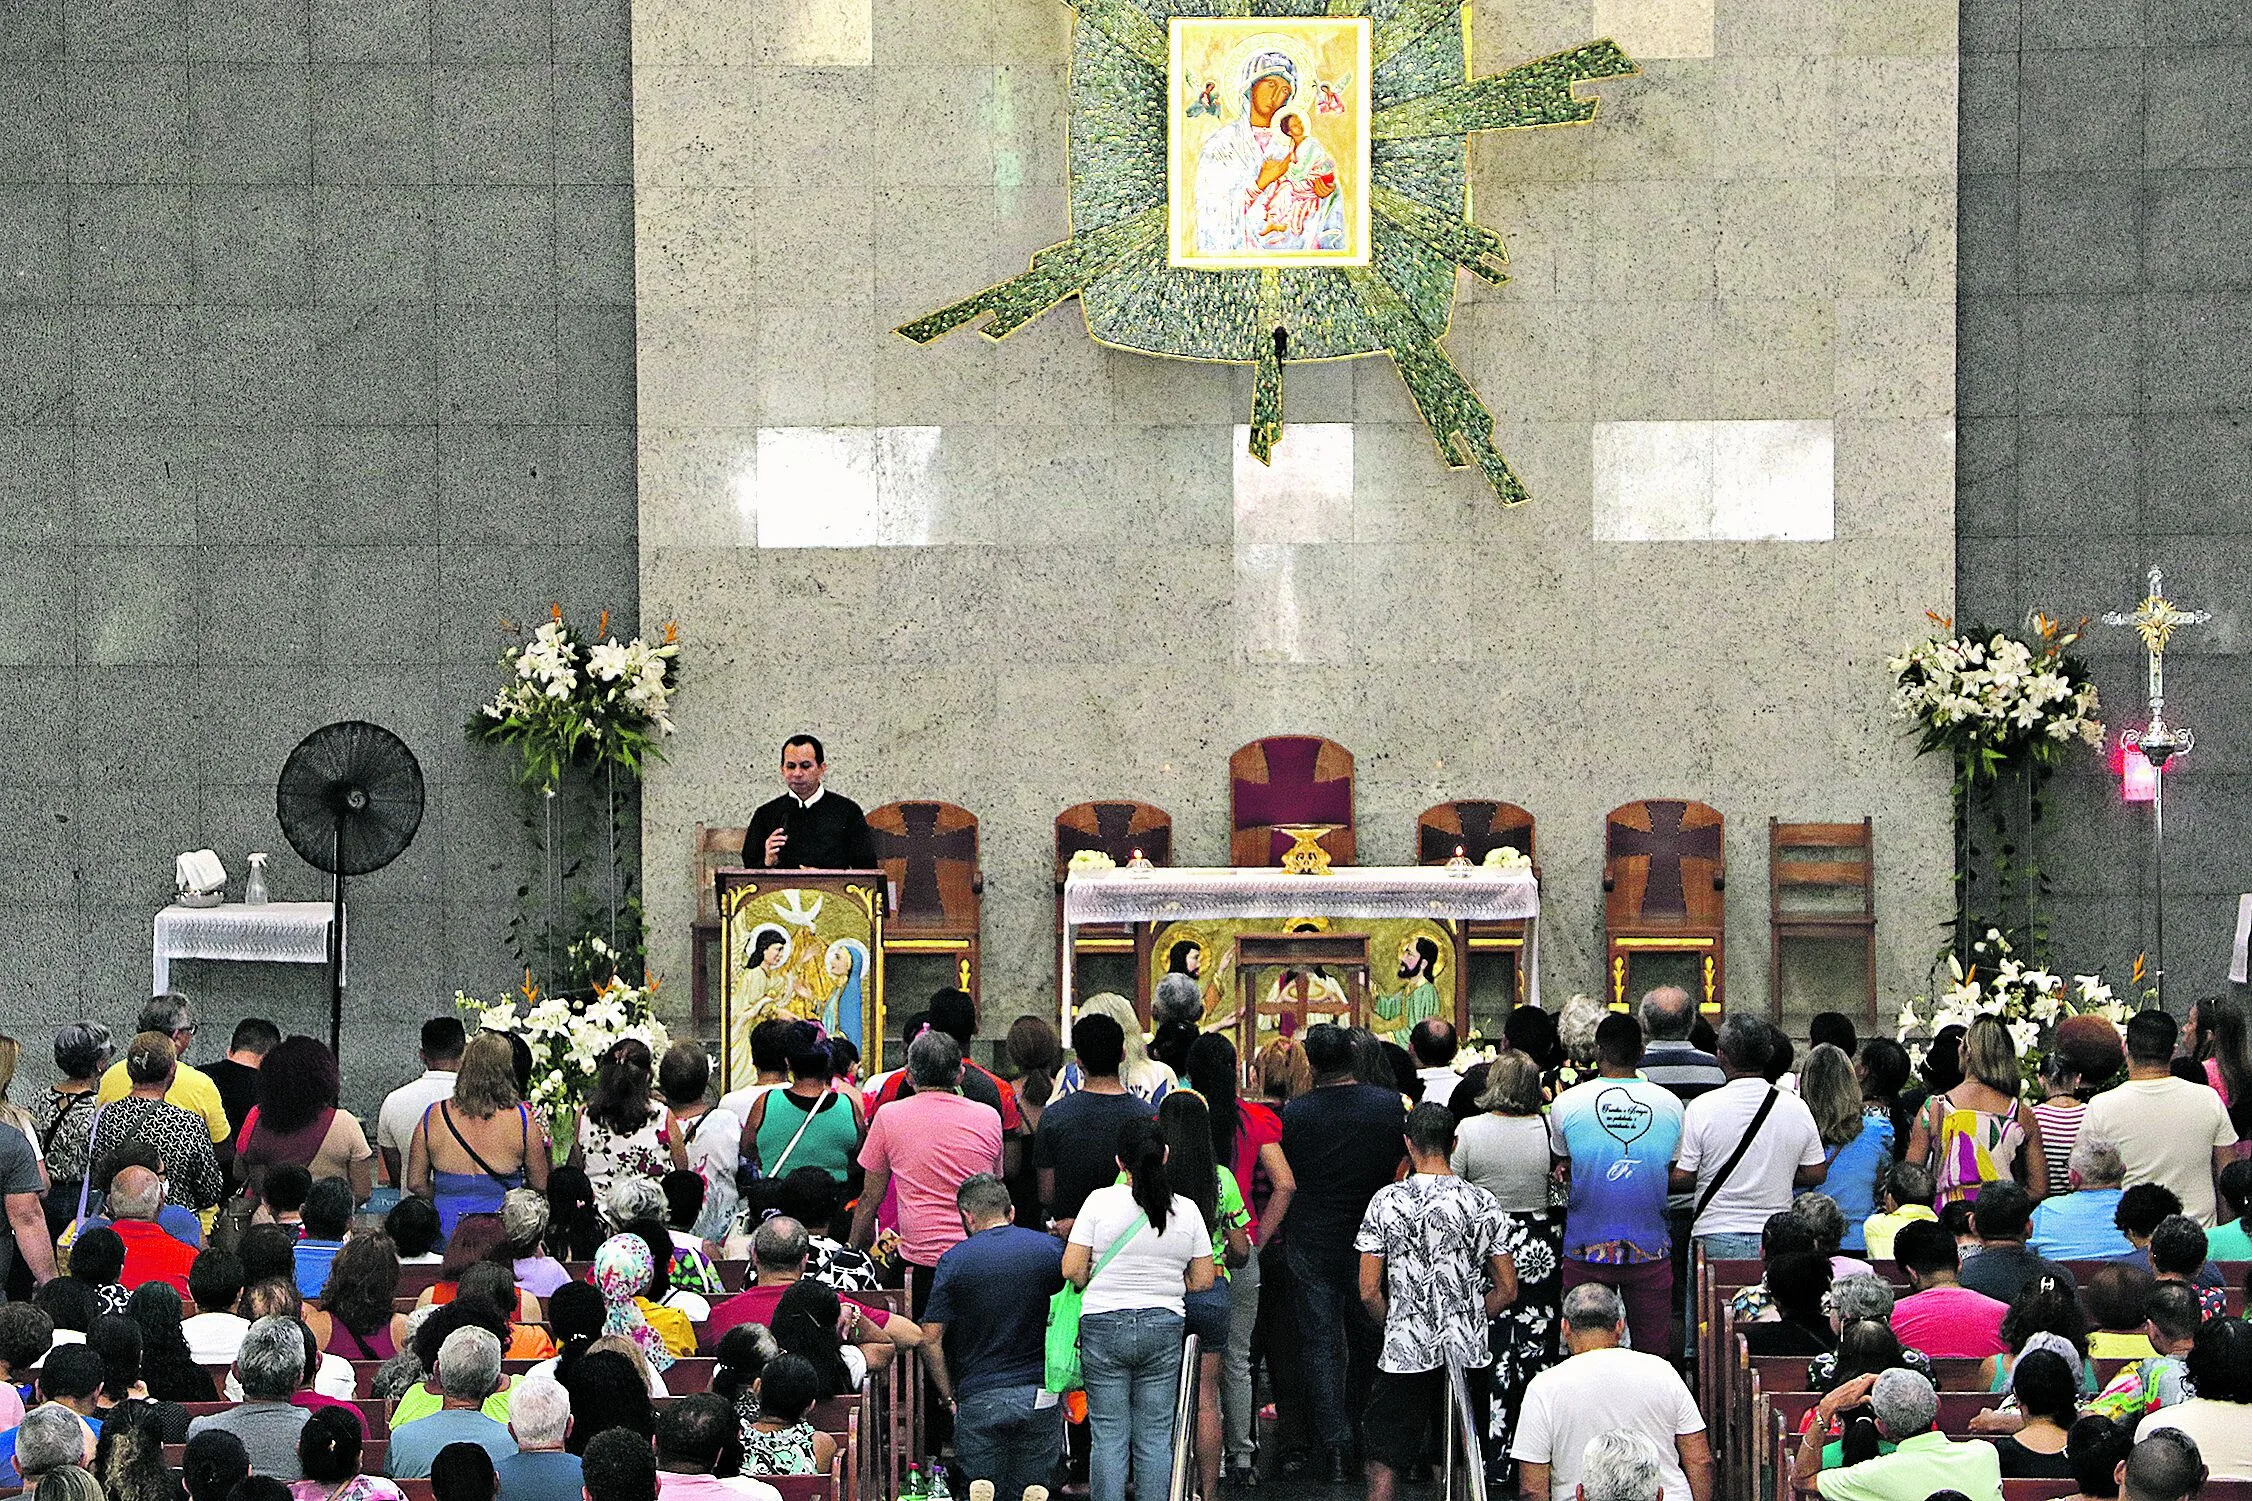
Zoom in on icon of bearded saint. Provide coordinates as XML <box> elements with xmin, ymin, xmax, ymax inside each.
<box><xmin>1192</xmin><ymin>46</ymin><xmax>1344</xmax><ymax>254</ymax></box>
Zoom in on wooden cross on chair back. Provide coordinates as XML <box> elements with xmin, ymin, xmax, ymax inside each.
<box><xmin>1055</xmin><ymin>800</ymin><xmax>1174</xmax><ymax>1001</ymax></box>
<box><xmin>1604</xmin><ymin>799</ymin><xmax>1725</xmax><ymax>1012</ymax></box>
<box><xmin>1417</xmin><ymin>800</ymin><xmax>1536</xmax><ymax>1006</ymax></box>
<box><xmin>1230</xmin><ymin>736</ymin><xmax>1356</xmax><ymax>867</ymax></box>
<box><xmin>1416</xmin><ymin>800</ymin><xmax>1534</xmax><ymax>865</ymax></box>
<box><xmin>1055</xmin><ymin>800</ymin><xmax>1173</xmax><ymax>878</ymax></box>
<box><xmin>867</xmin><ymin>800</ymin><xmax>982</xmax><ymax>997</ymax></box>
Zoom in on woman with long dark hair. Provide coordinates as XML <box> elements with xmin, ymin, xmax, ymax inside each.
<box><xmin>1156</xmin><ymin>1091</ymin><xmax>1251</xmax><ymax>1501</ymax></box>
<box><xmin>770</xmin><ymin>1278</ymin><xmax>856</xmax><ymax>1397</ymax></box>
<box><xmin>306</xmin><ymin>1233</ymin><xmax>409</xmax><ymax>1361</ymax></box>
<box><xmin>557</xmin><ymin>1349</ymin><xmax>656</xmax><ymax>1456</ymax></box>
<box><xmin>123</xmin><ymin>1284</ymin><xmax>215</xmax><ymax>1403</ymax></box>
<box><xmin>1063</xmin><ymin>1114</ymin><xmax>1217</xmax><ymax>1501</ymax></box>
<box><xmin>1183</xmin><ymin>1032</ymin><xmax>1293</xmax><ymax>1486</ymax></box>
<box><xmin>236</xmin><ymin>1036</ymin><xmax>374</xmax><ymax>1205</ymax></box>
<box><xmin>574</xmin><ymin>1039</ymin><xmax>688</xmax><ymax>1203</ymax></box>
<box><xmin>2202</xmin><ymin>994</ymin><xmax>2252</xmax><ymax>1156</ymax></box>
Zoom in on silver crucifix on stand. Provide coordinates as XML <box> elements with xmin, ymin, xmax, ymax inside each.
<box><xmin>2103</xmin><ymin>566</ymin><xmax>2211</xmax><ymax>1010</ymax></box>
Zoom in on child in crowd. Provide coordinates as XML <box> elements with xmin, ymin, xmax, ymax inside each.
<box><xmin>739</xmin><ymin>1354</ymin><xmax>837</xmax><ymax>1477</ymax></box>
<box><xmin>385</xmin><ymin>1197</ymin><xmax>445</xmax><ymax>1265</ymax></box>
<box><xmin>66</xmin><ymin>1229</ymin><xmax>130</xmax><ymax>1316</ymax></box>
<box><xmin>2205</xmin><ymin>1159</ymin><xmax>2252</xmax><ymax>1259</ymax></box>
<box><xmin>1860</xmin><ymin>1161</ymin><xmax>1939</xmax><ymax>1261</ymax></box>
<box><xmin>256</xmin><ymin>1165</ymin><xmax>312</xmax><ymax>1230</ymax></box>
<box><xmin>2088</xmin><ymin>1281</ymin><xmax>2201</xmax><ymax>1425</ymax></box>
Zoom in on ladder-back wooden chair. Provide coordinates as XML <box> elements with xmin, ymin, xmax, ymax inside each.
<box><xmin>690</xmin><ymin>822</ymin><xmax>748</xmax><ymax>1027</ymax></box>
<box><xmin>1768</xmin><ymin>816</ymin><xmax>1877</xmax><ymax>1026</ymax></box>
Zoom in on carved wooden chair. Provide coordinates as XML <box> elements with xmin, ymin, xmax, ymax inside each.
<box><xmin>1769</xmin><ymin>817</ymin><xmax>1877</xmax><ymax>1026</ymax></box>
<box><xmin>1604</xmin><ymin>800</ymin><xmax>1726</xmax><ymax>1013</ymax></box>
<box><xmin>1417</xmin><ymin>800</ymin><xmax>1536</xmax><ymax>1006</ymax></box>
<box><xmin>1054</xmin><ymin>800</ymin><xmax>1173</xmax><ymax>994</ymax></box>
<box><xmin>690</xmin><ymin>822</ymin><xmax>748</xmax><ymax>1028</ymax></box>
<box><xmin>867</xmin><ymin>800</ymin><xmax>983</xmax><ymax>1000</ymax></box>
<box><xmin>1230</xmin><ymin>736</ymin><xmax>1356</xmax><ymax>868</ymax></box>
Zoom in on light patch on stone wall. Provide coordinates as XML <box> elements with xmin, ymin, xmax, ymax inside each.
<box><xmin>773</xmin><ymin>0</ymin><xmax>872</xmax><ymax>64</ymax></box>
<box><xmin>1592</xmin><ymin>0</ymin><xmax>1715</xmax><ymax>59</ymax></box>
<box><xmin>745</xmin><ymin>426</ymin><xmax>945</xmax><ymax>546</ymax></box>
<box><xmin>1232</xmin><ymin>422</ymin><xmax>1353</xmax><ymax>545</ymax></box>
<box><xmin>1592</xmin><ymin>420</ymin><xmax>1834</xmax><ymax>541</ymax></box>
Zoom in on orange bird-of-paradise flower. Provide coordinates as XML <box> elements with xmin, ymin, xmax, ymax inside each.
<box><xmin>519</xmin><ymin>968</ymin><xmax>541</xmax><ymax>1007</ymax></box>
<box><xmin>597</xmin><ymin>608</ymin><xmax>610</xmax><ymax>639</ymax></box>
<box><xmin>2133</xmin><ymin>953</ymin><xmax>2147</xmax><ymax>986</ymax></box>
<box><xmin>1926</xmin><ymin>610</ymin><xmax>1954</xmax><ymax>631</ymax></box>
<box><xmin>550</xmin><ymin>602</ymin><xmax>563</xmax><ymax>623</ymax></box>
<box><xmin>662</xmin><ymin>621</ymin><xmax>680</xmax><ymax>645</ymax></box>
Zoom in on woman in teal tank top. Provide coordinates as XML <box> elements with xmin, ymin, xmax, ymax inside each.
<box><xmin>747</xmin><ymin>1039</ymin><xmax>864</xmax><ymax>1183</ymax></box>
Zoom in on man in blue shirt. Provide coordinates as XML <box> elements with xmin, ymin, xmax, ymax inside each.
<box><xmin>385</xmin><ymin>1327</ymin><xmax>518</xmax><ymax>1478</ymax></box>
<box><xmin>2029</xmin><ymin>1139</ymin><xmax>2138</xmax><ymax>1262</ymax></box>
<box><xmin>923</xmin><ymin>1173</ymin><xmax>1067</xmax><ymax>1501</ymax></box>
<box><xmin>1549</xmin><ymin>1014</ymin><xmax>1686</xmax><ymax>1358</ymax></box>
<box><xmin>494</xmin><ymin>1376</ymin><xmax>583</xmax><ymax>1501</ymax></box>
<box><xmin>0</xmin><ymin>1348</ymin><xmax>105</xmax><ymax>1487</ymax></box>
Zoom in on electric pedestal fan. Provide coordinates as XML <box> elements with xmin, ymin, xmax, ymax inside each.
<box><xmin>275</xmin><ymin>721</ymin><xmax>426</xmax><ymax>1056</ymax></box>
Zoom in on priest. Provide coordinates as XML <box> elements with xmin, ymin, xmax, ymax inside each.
<box><xmin>742</xmin><ymin>734</ymin><xmax>878</xmax><ymax>870</ymax></box>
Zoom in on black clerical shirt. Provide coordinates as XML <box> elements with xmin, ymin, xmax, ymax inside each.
<box><xmin>743</xmin><ymin>789</ymin><xmax>877</xmax><ymax>870</ymax></box>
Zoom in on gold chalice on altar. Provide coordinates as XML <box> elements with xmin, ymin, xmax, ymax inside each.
<box><xmin>1275</xmin><ymin>824</ymin><xmax>1340</xmax><ymax>876</ymax></box>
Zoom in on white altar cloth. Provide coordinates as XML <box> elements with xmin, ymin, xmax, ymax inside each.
<box><xmin>153</xmin><ymin>902</ymin><xmax>342</xmax><ymax>994</ymax></box>
<box><xmin>1060</xmin><ymin>865</ymin><xmax>1540</xmax><ymax>1036</ymax></box>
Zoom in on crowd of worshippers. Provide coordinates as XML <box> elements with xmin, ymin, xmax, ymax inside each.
<box><xmin>4</xmin><ymin>987</ymin><xmax>2252</xmax><ymax>1501</ymax></box>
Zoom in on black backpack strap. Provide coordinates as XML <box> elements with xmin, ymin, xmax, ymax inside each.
<box><xmin>1694</xmin><ymin>1087</ymin><xmax>1782</xmax><ymax>1222</ymax></box>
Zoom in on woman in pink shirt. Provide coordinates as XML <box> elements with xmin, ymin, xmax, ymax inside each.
<box><xmin>1888</xmin><ymin>1219</ymin><xmax>2009</xmax><ymax>1358</ymax></box>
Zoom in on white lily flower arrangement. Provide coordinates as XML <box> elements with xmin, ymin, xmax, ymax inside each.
<box><xmin>1896</xmin><ymin>927</ymin><xmax>2135</xmax><ymax>1103</ymax></box>
<box><xmin>471</xmin><ymin>606</ymin><xmax>683</xmax><ymax>791</ymax></box>
<box><xmin>458</xmin><ymin>940</ymin><xmax>671</xmax><ymax>1150</ymax></box>
<box><xmin>1888</xmin><ymin>613</ymin><xmax>2103</xmax><ymax>776</ymax></box>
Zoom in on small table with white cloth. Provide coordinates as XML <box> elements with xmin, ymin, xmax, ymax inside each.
<box><xmin>152</xmin><ymin>901</ymin><xmax>343</xmax><ymax>995</ymax></box>
<box><xmin>1058</xmin><ymin>864</ymin><xmax>1540</xmax><ymax>1043</ymax></box>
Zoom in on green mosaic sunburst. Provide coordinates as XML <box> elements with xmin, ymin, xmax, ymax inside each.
<box><xmin>895</xmin><ymin>0</ymin><xmax>1636</xmax><ymax>508</ymax></box>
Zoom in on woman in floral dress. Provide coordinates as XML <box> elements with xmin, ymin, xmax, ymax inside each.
<box><xmin>574</xmin><ymin>1040</ymin><xmax>688</xmax><ymax>1205</ymax></box>
<box><xmin>1486</xmin><ymin>1204</ymin><xmax>1558</xmax><ymax>1488</ymax></box>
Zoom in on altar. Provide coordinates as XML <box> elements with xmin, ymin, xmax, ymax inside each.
<box><xmin>1060</xmin><ymin>865</ymin><xmax>1540</xmax><ymax>1052</ymax></box>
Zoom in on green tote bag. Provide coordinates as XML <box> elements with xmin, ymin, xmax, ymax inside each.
<box><xmin>1043</xmin><ymin>1210</ymin><xmax>1148</xmax><ymax>1394</ymax></box>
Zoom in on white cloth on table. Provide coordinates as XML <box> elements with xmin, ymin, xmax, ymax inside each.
<box><xmin>152</xmin><ymin>901</ymin><xmax>341</xmax><ymax>993</ymax></box>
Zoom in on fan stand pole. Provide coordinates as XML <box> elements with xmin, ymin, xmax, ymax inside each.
<box><xmin>329</xmin><ymin>824</ymin><xmax>346</xmax><ymax>1059</ymax></box>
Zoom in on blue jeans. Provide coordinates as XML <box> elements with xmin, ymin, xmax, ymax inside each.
<box><xmin>1081</xmin><ymin>1307</ymin><xmax>1185</xmax><ymax>1501</ymax></box>
<box><xmin>953</xmin><ymin>1383</ymin><xmax>1061</xmax><ymax>1501</ymax></box>
<box><xmin>1688</xmin><ymin>1232</ymin><xmax>1764</xmax><ymax>1358</ymax></box>
<box><xmin>1287</xmin><ymin>1242</ymin><xmax>1378</xmax><ymax>1453</ymax></box>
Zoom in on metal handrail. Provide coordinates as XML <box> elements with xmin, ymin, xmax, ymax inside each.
<box><xmin>1168</xmin><ymin>1333</ymin><xmax>1202</xmax><ymax>1501</ymax></box>
<box><xmin>1441</xmin><ymin>1363</ymin><xmax>1488</xmax><ymax>1501</ymax></box>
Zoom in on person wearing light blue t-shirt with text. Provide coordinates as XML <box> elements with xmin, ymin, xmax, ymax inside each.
<box><xmin>1549</xmin><ymin>1013</ymin><xmax>1686</xmax><ymax>1358</ymax></box>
